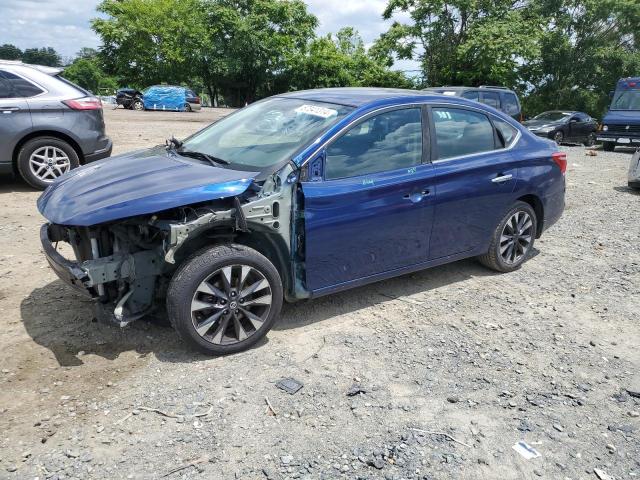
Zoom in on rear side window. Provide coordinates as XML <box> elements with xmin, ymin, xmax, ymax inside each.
<box><xmin>493</xmin><ymin>117</ymin><xmax>519</xmax><ymax>147</ymax></box>
<box><xmin>502</xmin><ymin>93</ymin><xmax>520</xmax><ymax>116</ymax></box>
<box><xmin>432</xmin><ymin>107</ymin><xmax>496</xmax><ymax>159</ymax></box>
<box><xmin>462</xmin><ymin>90</ymin><xmax>479</xmax><ymax>101</ymax></box>
<box><xmin>481</xmin><ymin>91</ymin><xmax>500</xmax><ymax>109</ymax></box>
<box><xmin>2</xmin><ymin>71</ymin><xmax>44</xmax><ymax>97</ymax></box>
<box><xmin>325</xmin><ymin>108</ymin><xmax>423</xmax><ymax>180</ymax></box>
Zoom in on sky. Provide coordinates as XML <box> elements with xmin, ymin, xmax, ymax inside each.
<box><xmin>0</xmin><ymin>0</ymin><xmax>419</xmax><ymax>71</ymax></box>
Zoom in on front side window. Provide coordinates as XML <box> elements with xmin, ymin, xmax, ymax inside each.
<box><xmin>325</xmin><ymin>108</ymin><xmax>422</xmax><ymax>180</ymax></box>
<box><xmin>432</xmin><ymin>107</ymin><xmax>496</xmax><ymax>159</ymax></box>
<box><xmin>2</xmin><ymin>71</ymin><xmax>44</xmax><ymax>97</ymax></box>
<box><xmin>481</xmin><ymin>91</ymin><xmax>500</xmax><ymax>109</ymax></box>
<box><xmin>181</xmin><ymin>97</ymin><xmax>353</xmax><ymax>170</ymax></box>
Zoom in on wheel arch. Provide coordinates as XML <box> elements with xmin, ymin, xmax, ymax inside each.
<box><xmin>234</xmin><ymin>229</ymin><xmax>292</xmax><ymax>298</ymax></box>
<box><xmin>516</xmin><ymin>194</ymin><xmax>544</xmax><ymax>238</ymax></box>
<box><xmin>12</xmin><ymin>130</ymin><xmax>84</xmax><ymax>173</ymax></box>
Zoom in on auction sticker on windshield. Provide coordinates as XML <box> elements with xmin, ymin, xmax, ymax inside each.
<box><xmin>295</xmin><ymin>104</ymin><xmax>338</xmax><ymax>119</ymax></box>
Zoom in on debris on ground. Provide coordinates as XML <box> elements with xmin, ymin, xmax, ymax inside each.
<box><xmin>512</xmin><ymin>441</ymin><xmax>541</xmax><ymax>460</ymax></box>
<box><xmin>276</xmin><ymin>378</ymin><xmax>304</xmax><ymax>395</ymax></box>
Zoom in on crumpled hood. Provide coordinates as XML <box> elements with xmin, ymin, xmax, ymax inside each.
<box><xmin>38</xmin><ymin>148</ymin><xmax>259</xmax><ymax>226</ymax></box>
<box><xmin>603</xmin><ymin>110</ymin><xmax>640</xmax><ymax>125</ymax></box>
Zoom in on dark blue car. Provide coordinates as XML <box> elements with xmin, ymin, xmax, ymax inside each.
<box><xmin>38</xmin><ymin>88</ymin><xmax>566</xmax><ymax>355</ymax></box>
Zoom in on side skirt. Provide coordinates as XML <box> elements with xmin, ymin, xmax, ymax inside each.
<box><xmin>308</xmin><ymin>247</ymin><xmax>486</xmax><ymax>299</ymax></box>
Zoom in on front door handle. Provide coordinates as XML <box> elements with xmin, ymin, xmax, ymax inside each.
<box><xmin>492</xmin><ymin>174</ymin><xmax>513</xmax><ymax>184</ymax></box>
<box><xmin>403</xmin><ymin>189</ymin><xmax>430</xmax><ymax>203</ymax></box>
<box><xmin>0</xmin><ymin>106</ymin><xmax>20</xmax><ymax>113</ymax></box>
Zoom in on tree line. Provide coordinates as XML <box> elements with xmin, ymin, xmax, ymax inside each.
<box><xmin>1</xmin><ymin>0</ymin><xmax>638</xmax><ymax>116</ymax></box>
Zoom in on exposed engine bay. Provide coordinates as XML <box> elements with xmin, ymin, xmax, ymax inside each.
<box><xmin>42</xmin><ymin>164</ymin><xmax>306</xmax><ymax>326</ymax></box>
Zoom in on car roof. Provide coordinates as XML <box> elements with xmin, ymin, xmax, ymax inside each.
<box><xmin>277</xmin><ymin>87</ymin><xmax>435</xmax><ymax>107</ymax></box>
<box><xmin>0</xmin><ymin>60</ymin><xmax>62</xmax><ymax>76</ymax></box>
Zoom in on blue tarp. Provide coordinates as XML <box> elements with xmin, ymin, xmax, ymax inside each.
<box><xmin>143</xmin><ymin>86</ymin><xmax>187</xmax><ymax>111</ymax></box>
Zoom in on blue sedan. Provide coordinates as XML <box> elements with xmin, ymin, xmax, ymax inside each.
<box><xmin>38</xmin><ymin>88</ymin><xmax>566</xmax><ymax>355</ymax></box>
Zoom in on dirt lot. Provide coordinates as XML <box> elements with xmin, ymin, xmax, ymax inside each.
<box><xmin>0</xmin><ymin>108</ymin><xmax>639</xmax><ymax>480</ymax></box>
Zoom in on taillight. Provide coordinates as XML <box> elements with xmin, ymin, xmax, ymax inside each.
<box><xmin>195</xmin><ymin>96</ymin><xmax>201</xmax><ymax>104</ymax></box>
<box><xmin>552</xmin><ymin>152</ymin><xmax>567</xmax><ymax>174</ymax></box>
<box><xmin>63</xmin><ymin>96</ymin><xmax>102</xmax><ymax>110</ymax></box>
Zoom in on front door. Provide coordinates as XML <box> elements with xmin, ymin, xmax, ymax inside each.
<box><xmin>428</xmin><ymin>106</ymin><xmax>519</xmax><ymax>259</ymax></box>
<box><xmin>0</xmin><ymin>70</ymin><xmax>32</xmax><ymax>164</ymax></box>
<box><xmin>302</xmin><ymin>106</ymin><xmax>435</xmax><ymax>292</ymax></box>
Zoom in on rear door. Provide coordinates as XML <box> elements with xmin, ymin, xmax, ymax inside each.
<box><xmin>428</xmin><ymin>105</ymin><xmax>520</xmax><ymax>259</ymax></box>
<box><xmin>0</xmin><ymin>70</ymin><xmax>32</xmax><ymax>164</ymax></box>
<box><xmin>302</xmin><ymin>106</ymin><xmax>435</xmax><ymax>292</ymax></box>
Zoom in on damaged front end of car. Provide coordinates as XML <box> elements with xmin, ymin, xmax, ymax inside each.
<box><xmin>39</xmin><ymin>162</ymin><xmax>306</xmax><ymax>327</ymax></box>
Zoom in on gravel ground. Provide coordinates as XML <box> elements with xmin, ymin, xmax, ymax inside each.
<box><xmin>0</xmin><ymin>108</ymin><xmax>638</xmax><ymax>480</ymax></box>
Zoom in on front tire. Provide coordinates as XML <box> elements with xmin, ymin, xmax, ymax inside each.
<box><xmin>603</xmin><ymin>142</ymin><xmax>615</xmax><ymax>152</ymax></box>
<box><xmin>17</xmin><ymin>136</ymin><xmax>80</xmax><ymax>190</ymax></box>
<box><xmin>585</xmin><ymin>132</ymin><xmax>596</xmax><ymax>147</ymax></box>
<box><xmin>167</xmin><ymin>244</ymin><xmax>283</xmax><ymax>355</ymax></box>
<box><xmin>478</xmin><ymin>201</ymin><xmax>537</xmax><ymax>273</ymax></box>
<box><xmin>132</xmin><ymin>99</ymin><xmax>144</xmax><ymax>111</ymax></box>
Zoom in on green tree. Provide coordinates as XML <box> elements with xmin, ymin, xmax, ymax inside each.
<box><xmin>21</xmin><ymin>47</ymin><xmax>62</xmax><ymax>67</ymax></box>
<box><xmin>92</xmin><ymin>0</ymin><xmax>205</xmax><ymax>89</ymax></box>
<box><xmin>0</xmin><ymin>44</ymin><xmax>22</xmax><ymax>61</ymax></box>
<box><xmin>290</xmin><ymin>28</ymin><xmax>413</xmax><ymax>91</ymax></box>
<box><xmin>200</xmin><ymin>0</ymin><xmax>318</xmax><ymax>105</ymax></box>
<box><xmin>63</xmin><ymin>57</ymin><xmax>118</xmax><ymax>94</ymax></box>
<box><xmin>373</xmin><ymin>0</ymin><xmax>541</xmax><ymax>88</ymax></box>
<box><xmin>522</xmin><ymin>0</ymin><xmax>640</xmax><ymax>117</ymax></box>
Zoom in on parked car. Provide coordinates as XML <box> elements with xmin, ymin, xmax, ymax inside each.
<box><xmin>523</xmin><ymin>111</ymin><xmax>598</xmax><ymax>145</ymax></box>
<box><xmin>143</xmin><ymin>85</ymin><xmax>201</xmax><ymax>112</ymax></box>
<box><xmin>423</xmin><ymin>85</ymin><xmax>522</xmax><ymax>121</ymax></box>
<box><xmin>0</xmin><ymin>60</ymin><xmax>112</xmax><ymax>189</ymax></box>
<box><xmin>597</xmin><ymin>77</ymin><xmax>640</xmax><ymax>151</ymax></box>
<box><xmin>115</xmin><ymin>88</ymin><xmax>144</xmax><ymax>110</ymax></box>
<box><xmin>629</xmin><ymin>148</ymin><xmax>640</xmax><ymax>189</ymax></box>
<box><xmin>38</xmin><ymin>88</ymin><xmax>566</xmax><ymax>355</ymax></box>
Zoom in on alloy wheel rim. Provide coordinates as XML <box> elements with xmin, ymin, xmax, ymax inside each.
<box><xmin>499</xmin><ymin>211</ymin><xmax>533</xmax><ymax>265</ymax></box>
<box><xmin>29</xmin><ymin>146</ymin><xmax>70</xmax><ymax>183</ymax></box>
<box><xmin>554</xmin><ymin>132</ymin><xmax>563</xmax><ymax>143</ymax></box>
<box><xmin>191</xmin><ymin>265</ymin><xmax>272</xmax><ymax>345</ymax></box>
<box><xmin>134</xmin><ymin>101</ymin><xmax>143</xmax><ymax>110</ymax></box>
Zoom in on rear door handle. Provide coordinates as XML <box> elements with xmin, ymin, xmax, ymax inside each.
<box><xmin>0</xmin><ymin>106</ymin><xmax>20</xmax><ymax>113</ymax></box>
<box><xmin>492</xmin><ymin>174</ymin><xmax>513</xmax><ymax>184</ymax></box>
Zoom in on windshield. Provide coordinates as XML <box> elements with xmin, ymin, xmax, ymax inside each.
<box><xmin>611</xmin><ymin>89</ymin><xmax>640</xmax><ymax>110</ymax></box>
<box><xmin>533</xmin><ymin>111</ymin><xmax>571</xmax><ymax>122</ymax></box>
<box><xmin>181</xmin><ymin>97</ymin><xmax>354</xmax><ymax>169</ymax></box>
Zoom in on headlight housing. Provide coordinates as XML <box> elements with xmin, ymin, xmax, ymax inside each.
<box><xmin>602</xmin><ymin>125</ymin><xmax>608</xmax><ymax>131</ymax></box>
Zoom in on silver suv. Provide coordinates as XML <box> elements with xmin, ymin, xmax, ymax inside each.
<box><xmin>0</xmin><ymin>61</ymin><xmax>112</xmax><ymax>189</ymax></box>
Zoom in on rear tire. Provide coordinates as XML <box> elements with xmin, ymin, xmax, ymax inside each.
<box><xmin>478</xmin><ymin>201</ymin><xmax>537</xmax><ymax>273</ymax></box>
<box><xmin>167</xmin><ymin>244</ymin><xmax>283</xmax><ymax>355</ymax></box>
<box><xmin>17</xmin><ymin>136</ymin><xmax>80</xmax><ymax>190</ymax></box>
<box><xmin>553</xmin><ymin>131</ymin><xmax>564</xmax><ymax>145</ymax></box>
<box><xmin>585</xmin><ymin>132</ymin><xmax>596</xmax><ymax>147</ymax></box>
<box><xmin>185</xmin><ymin>103</ymin><xmax>192</xmax><ymax>112</ymax></box>
<box><xmin>603</xmin><ymin>142</ymin><xmax>615</xmax><ymax>152</ymax></box>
